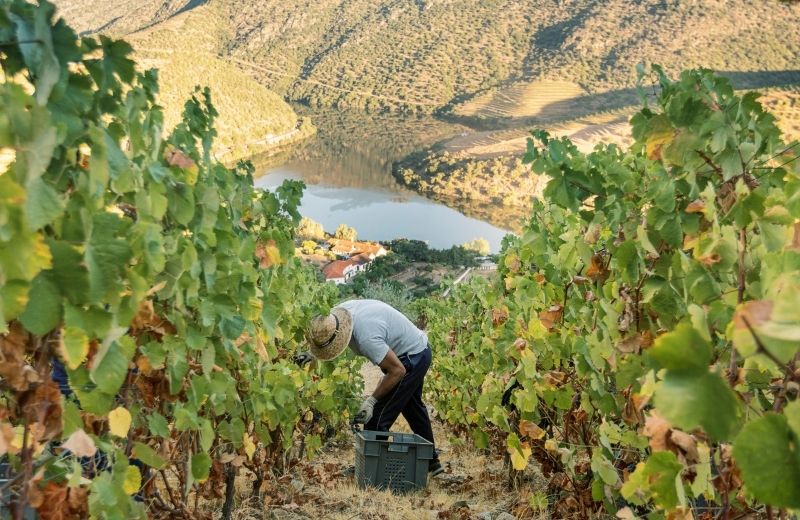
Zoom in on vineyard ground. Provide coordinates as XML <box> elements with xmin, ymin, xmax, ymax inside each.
<box><xmin>220</xmin><ymin>365</ymin><xmax>545</xmax><ymax>520</ymax></box>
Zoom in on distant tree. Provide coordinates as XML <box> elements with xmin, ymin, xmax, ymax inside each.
<box><xmin>357</xmin><ymin>281</ymin><xmax>417</xmax><ymax>321</ymax></box>
<box><xmin>334</xmin><ymin>223</ymin><xmax>357</xmax><ymax>241</ymax></box>
<box><xmin>297</xmin><ymin>217</ymin><xmax>325</xmax><ymax>240</ymax></box>
<box><xmin>386</xmin><ymin>239</ymin><xmax>431</xmax><ymax>262</ymax></box>
<box><xmin>301</xmin><ymin>240</ymin><xmax>318</xmax><ymax>255</ymax></box>
<box><xmin>462</xmin><ymin>237</ymin><xmax>490</xmax><ymax>256</ymax></box>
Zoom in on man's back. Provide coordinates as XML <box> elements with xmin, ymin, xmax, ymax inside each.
<box><xmin>339</xmin><ymin>299</ymin><xmax>427</xmax><ymax>365</ymax></box>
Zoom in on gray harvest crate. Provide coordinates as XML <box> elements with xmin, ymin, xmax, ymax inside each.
<box><xmin>354</xmin><ymin>430</ymin><xmax>434</xmax><ymax>493</ymax></box>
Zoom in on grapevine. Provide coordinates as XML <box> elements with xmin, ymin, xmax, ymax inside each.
<box><xmin>0</xmin><ymin>2</ymin><xmax>360</xmax><ymax>518</ymax></box>
<box><xmin>418</xmin><ymin>66</ymin><xmax>800</xmax><ymax>518</ymax></box>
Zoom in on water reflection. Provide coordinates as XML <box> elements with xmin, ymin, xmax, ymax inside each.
<box><xmin>253</xmin><ymin>109</ymin><xmax>511</xmax><ymax>251</ymax></box>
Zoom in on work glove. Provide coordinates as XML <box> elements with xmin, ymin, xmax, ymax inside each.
<box><xmin>353</xmin><ymin>396</ymin><xmax>377</xmax><ymax>425</ymax></box>
<box><xmin>293</xmin><ymin>351</ymin><xmax>315</xmax><ymax>367</ymax></box>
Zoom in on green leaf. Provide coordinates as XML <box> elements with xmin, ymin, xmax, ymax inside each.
<box><xmin>18</xmin><ymin>271</ymin><xmax>61</xmax><ymax>335</ymax></box>
<box><xmin>90</xmin><ymin>336</ymin><xmax>136</xmax><ymax>395</ymax></box>
<box><xmin>147</xmin><ymin>413</ymin><xmax>170</xmax><ymax>438</ymax></box>
<box><xmin>591</xmin><ymin>452</ymin><xmax>619</xmax><ymax>485</ymax></box>
<box><xmin>786</xmin><ymin>401</ymin><xmax>800</xmax><ymax>438</ymax></box>
<box><xmin>654</xmin><ymin>372</ymin><xmax>740</xmax><ymax>441</ymax></box>
<box><xmin>25</xmin><ymin>177</ymin><xmax>63</xmax><ymax>230</ymax></box>
<box><xmin>166</xmin><ymin>339</ymin><xmax>189</xmax><ymax>395</ymax></box>
<box><xmin>191</xmin><ymin>452</ymin><xmax>212</xmax><ymax>482</ymax></box>
<box><xmin>0</xmin><ymin>280</ymin><xmax>29</xmax><ymax>330</ymax></box>
<box><xmin>85</xmin><ymin>213</ymin><xmax>132</xmax><ymax>304</ymax></box>
<box><xmin>649</xmin><ymin>323</ymin><xmax>711</xmax><ymax>374</ymax></box>
<box><xmin>733</xmin><ymin>413</ymin><xmax>800</xmax><ymax>508</ymax></box>
<box><xmin>2</xmin><ymin>86</ymin><xmax>57</xmax><ymax>184</ymax></box>
<box><xmin>621</xmin><ymin>451</ymin><xmax>684</xmax><ymax>510</ymax></box>
<box><xmin>48</xmin><ymin>240</ymin><xmax>90</xmax><ymax>303</ymax></box>
<box><xmin>10</xmin><ymin>2</ymin><xmax>60</xmax><ymax>105</ymax></box>
<box><xmin>132</xmin><ymin>442</ymin><xmax>166</xmax><ymax>470</ymax></box>
<box><xmin>167</xmin><ymin>185</ymin><xmax>195</xmax><ymax>226</ymax></box>
<box><xmin>69</xmin><ymin>367</ymin><xmax>115</xmax><ymax>415</ymax></box>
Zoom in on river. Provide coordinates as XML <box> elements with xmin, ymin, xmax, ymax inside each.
<box><xmin>253</xmin><ymin>109</ymin><xmax>512</xmax><ymax>252</ymax></box>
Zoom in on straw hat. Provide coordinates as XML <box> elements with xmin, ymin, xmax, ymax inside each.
<box><xmin>307</xmin><ymin>307</ymin><xmax>353</xmax><ymax>360</ymax></box>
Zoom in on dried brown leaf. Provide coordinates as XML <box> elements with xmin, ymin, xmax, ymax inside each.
<box><xmin>644</xmin><ymin>412</ymin><xmax>671</xmax><ymax>452</ymax></box>
<box><xmin>685</xmin><ymin>199</ymin><xmax>706</xmax><ymax>214</ymax></box>
<box><xmin>518</xmin><ymin>420</ymin><xmax>545</xmax><ymax>440</ymax></box>
<box><xmin>61</xmin><ymin>429</ymin><xmax>97</xmax><ymax>458</ymax></box>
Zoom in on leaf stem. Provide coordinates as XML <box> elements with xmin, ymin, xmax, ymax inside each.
<box><xmin>740</xmin><ymin>316</ymin><xmax>794</xmax><ymax>384</ymax></box>
<box><xmin>730</xmin><ymin>228</ymin><xmax>747</xmax><ymax>384</ymax></box>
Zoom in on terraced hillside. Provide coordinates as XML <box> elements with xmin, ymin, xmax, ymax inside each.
<box><xmin>54</xmin><ymin>0</ymin><xmax>800</xmax><ymax>117</ymax></box>
<box><xmin>52</xmin><ymin>0</ymin><xmax>310</xmax><ymax>161</ymax></box>
<box><xmin>221</xmin><ymin>0</ymin><xmax>800</xmax><ymax>113</ymax></box>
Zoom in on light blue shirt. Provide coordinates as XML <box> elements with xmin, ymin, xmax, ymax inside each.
<box><xmin>338</xmin><ymin>299</ymin><xmax>427</xmax><ymax>365</ymax></box>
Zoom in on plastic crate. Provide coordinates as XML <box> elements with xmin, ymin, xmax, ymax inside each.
<box><xmin>354</xmin><ymin>430</ymin><xmax>434</xmax><ymax>493</ymax></box>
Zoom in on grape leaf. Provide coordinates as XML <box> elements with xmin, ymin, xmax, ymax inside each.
<box><xmin>733</xmin><ymin>413</ymin><xmax>800</xmax><ymax>508</ymax></box>
<box><xmin>654</xmin><ymin>372</ymin><xmax>740</xmax><ymax>441</ymax></box>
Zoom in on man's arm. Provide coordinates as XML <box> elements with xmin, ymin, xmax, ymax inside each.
<box><xmin>373</xmin><ymin>349</ymin><xmax>406</xmax><ymax>400</ymax></box>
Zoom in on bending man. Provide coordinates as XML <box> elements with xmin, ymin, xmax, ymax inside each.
<box><xmin>305</xmin><ymin>299</ymin><xmax>443</xmax><ymax>476</ymax></box>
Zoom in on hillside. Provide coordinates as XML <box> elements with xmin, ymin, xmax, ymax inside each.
<box><xmin>52</xmin><ymin>0</ymin><xmax>312</xmax><ymax>161</ymax></box>
<box><xmin>45</xmin><ymin>0</ymin><xmax>197</xmax><ymax>35</ymax></box>
<box><xmin>52</xmin><ymin>0</ymin><xmax>800</xmax><ymax>115</ymax></box>
<box><xmin>222</xmin><ymin>0</ymin><xmax>800</xmax><ymax>112</ymax></box>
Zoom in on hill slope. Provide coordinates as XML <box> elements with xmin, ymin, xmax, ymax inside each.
<box><xmin>54</xmin><ymin>0</ymin><xmax>800</xmax><ymax>116</ymax></box>
<box><xmin>220</xmin><ymin>0</ymin><xmax>800</xmax><ymax>112</ymax></box>
<box><xmin>52</xmin><ymin>0</ymin><xmax>312</xmax><ymax>161</ymax></box>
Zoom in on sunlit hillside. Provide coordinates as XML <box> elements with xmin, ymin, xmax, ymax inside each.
<box><xmin>222</xmin><ymin>0</ymin><xmax>800</xmax><ymax>112</ymax></box>
<box><xmin>52</xmin><ymin>0</ymin><xmax>311</xmax><ymax>161</ymax></box>
<box><xmin>54</xmin><ymin>0</ymin><xmax>800</xmax><ymax>115</ymax></box>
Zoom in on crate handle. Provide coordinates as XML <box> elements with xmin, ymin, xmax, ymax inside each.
<box><xmin>387</xmin><ymin>444</ymin><xmax>409</xmax><ymax>453</ymax></box>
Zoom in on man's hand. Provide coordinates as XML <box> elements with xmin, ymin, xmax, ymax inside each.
<box><xmin>353</xmin><ymin>396</ymin><xmax>377</xmax><ymax>424</ymax></box>
<box><xmin>294</xmin><ymin>351</ymin><xmax>315</xmax><ymax>367</ymax></box>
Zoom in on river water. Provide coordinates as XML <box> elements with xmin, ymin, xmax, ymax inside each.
<box><xmin>253</xmin><ymin>110</ymin><xmax>511</xmax><ymax>252</ymax></box>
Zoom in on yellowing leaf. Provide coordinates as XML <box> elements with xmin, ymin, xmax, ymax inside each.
<box><xmin>60</xmin><ymin>327</ymin><xmax>89</xmax><ymax>370</ymax></box>
<box><xmin>256</xmin><ymin>240</ymin><xmax>282</xmax><ymax>268</ymax></box>
<box><xmin>243</xmin><ymin>432</ymin><xmax>256</xmax><ymax>460</ymax></box>
<box><xmin>108</xmin><ymin>407</ymin><xmax>132</xmax><ymax>438</ymax></box>
<box><xmin>509</xmin><ymin>441</ymin><xmax>532</xmax><ymax>471</ymax></box>
<box><xmin>122</xmin><ymin>465</ymin><xmax>141</xmax><ymax>495</ymax></box>
<box><xmin>544</xmin><ymin>439</ymin><xmax>558</xmax><ymax>454</ymax></box>
<box><xmin>61</xmin><ymin>429</ymin><xmax>97</xmax><ymax>458</ymax></box>
<box><xmin>0</xmin><ymin>147</ymin><xmax>15</xmax><ymax>176</ymax></box>
<box><xmin>645</xmin><ymin>117</ymin><xmax>676</xmax><ymax>161</ymax></box>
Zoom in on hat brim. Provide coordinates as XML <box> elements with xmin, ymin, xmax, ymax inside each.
<box><xmin>309</xmin><ymin>307</ymin><xmax>353</xmax><ymax>361</ymax></box>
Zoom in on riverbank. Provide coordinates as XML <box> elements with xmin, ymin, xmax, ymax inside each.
<box><xmin>393</xmin><ymin>151</ymin><xmax>545</xmax><ymax>234</ymax></box>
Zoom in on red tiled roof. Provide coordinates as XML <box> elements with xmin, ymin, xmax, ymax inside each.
<box><xmin>327</xmin><ymin>239</ymin><xmax>386</xmax><ymax>255</ymax></box>
<box><xmin>351</xmin><ymin>253</ymin><xmax>372</xmax><ymax>264</ymax></box>
<box><xmin>321</xmin><ymin>254</ymin><xmax>374</xmax><ymax>280</ymax></box>
<box><xmin>321</xmin><ymin>260</ymin><xmax>351</xmax><ymax>279</ymax></box>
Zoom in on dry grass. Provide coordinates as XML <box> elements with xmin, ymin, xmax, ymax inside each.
<box><xmin>454</xmin><ymin>81</ymin><xmax>587</xmax><ymax>121</ymax></box>
<box><xmin>759</xmin><ymin>86</ymin><xmax>800</xmax><ymax>142</ymax></box>
<box><xmin>207</xmin><ymin>364</ymin><xmax>549</xmax><ymax>520</ymax></box>
<box><xmin>443</xmin><ymin>108</ymin><xmax>634</xmax><ymax>159</ymax></box>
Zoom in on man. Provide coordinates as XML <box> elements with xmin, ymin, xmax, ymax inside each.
<box><xmin>304</xmin><ymin>299</ymin><xmax>443</xmax><ymax>476</ymax></box>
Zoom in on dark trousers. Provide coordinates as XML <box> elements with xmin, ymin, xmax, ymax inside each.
<box><xmin>365</xmin><ymin>345</ymin><xmax>438</xmax><ymax>461</ymax></box>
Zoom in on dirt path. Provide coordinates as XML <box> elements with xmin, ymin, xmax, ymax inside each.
<box><xmin>227</xmin><ymin>365</ymin><xmax>542</xmax><ymax>520</ymax></box>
